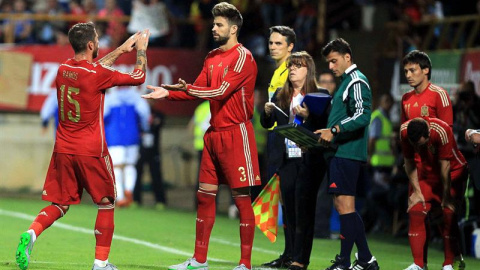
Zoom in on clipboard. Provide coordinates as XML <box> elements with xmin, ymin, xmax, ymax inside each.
<box><xmin>273</xmin><ymin>123</ymin><xmax>320</xmax><ymax>148</ymax></box>
<box><xmin>294</xmin><ymin>92</ymin><xmax>331</xmax><ymax>124</ymax></box>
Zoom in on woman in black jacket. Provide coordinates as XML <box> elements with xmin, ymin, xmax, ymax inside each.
<box><xmin>261</xmin><ymin>51</ymin><xmax>329</xmax><ymax>270</ymax></box>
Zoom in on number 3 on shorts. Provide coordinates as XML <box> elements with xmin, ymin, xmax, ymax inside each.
<box><xmin>238</xmin><ymin>167</ymin><xmax>246</xmax><ymax>182</ymax></box>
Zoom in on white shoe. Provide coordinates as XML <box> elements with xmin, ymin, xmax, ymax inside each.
<box><xmin>232</xmin><ymin>264</ymin><xmax>250</xmax><ymax>270</ymax></box>
<box><xmin>404</xmin><ymin>263</ymin><xmax>424</xmax><ymax>270</ymax></box>
<box><xmin>168</xmin><ymin>258</ymin><xmax>209</xmax><ymax>270</ymax></box>
<box><xmin>92</xmin><ymin>263</ymin><xmax>118</xmax><ymax>270</ymax></box>
<box><xmin>442</xmin><ymin>265</ymin><xmax>454</xmax><ymax>270</ymax></box>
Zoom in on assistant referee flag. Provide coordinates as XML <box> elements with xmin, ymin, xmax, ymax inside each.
<box><xmin>252</xmin><ymin>173</ymin><xmax>280</xmax><ymax>242</ymax></box>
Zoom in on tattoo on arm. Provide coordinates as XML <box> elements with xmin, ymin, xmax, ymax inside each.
<box><xmin>136</xmin><ymin>50</ymin><xmax>147</xmax><ymax>72</ymax></box>
<box><xmin>98</xmin><ymin>48</ymin><xmax>121</xmax><ymax>67</ymax></box>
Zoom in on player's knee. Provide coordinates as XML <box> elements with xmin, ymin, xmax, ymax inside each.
<box><xmin>100</xmin><ymin>196</ymin><xmax>115</xmax><ymax>205</ymax></box>
<box><xmin>199</xmin><ymin>183</ymin><xmax>218</xmax><ymax>193</ymax></box>
<box><xmin>409</xmin><ymin>204</ymin><xmax>428</xmax><ymax>218</ymax></box>
<box><xmin>53</xmin><ymin>203</ymin><xmax>69</xmax><ymax>215</ymax></box>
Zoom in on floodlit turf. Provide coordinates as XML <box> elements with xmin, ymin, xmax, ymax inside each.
<box><xmin>1</xmin><ymin>198</ymin><xmax>480</xmax><ymax>270</ymax></box>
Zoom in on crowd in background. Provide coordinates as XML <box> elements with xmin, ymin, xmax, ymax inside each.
<box><xmin>1</xmin><ymin>0</ymin><xmax>480</xmax><ymax>54</ymax></box>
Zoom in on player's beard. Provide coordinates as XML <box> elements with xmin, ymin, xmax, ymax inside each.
<box><xmin>214</xmin><ymin>34</ymin><xmax>229</xmax><ymax>46</ymax></box>
<box><xmin>93</xmin><ymin>46</ymin><xmax>99</xmax><ymax>59</ymax></box>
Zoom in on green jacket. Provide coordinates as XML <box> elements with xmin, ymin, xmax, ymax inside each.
<box><xmin>327</xmin><ymin>64</ymin><xmax>372</xmax><ymax>161</ymax></box>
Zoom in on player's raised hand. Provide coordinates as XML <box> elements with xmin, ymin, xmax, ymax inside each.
<box><xmin>136</xmin><ymin>29</ymin><xmax>150</xmax><ymax>51</ymax></box>
<box><xmin>142</xmin><ymin>85</ymin><xmax>169</xmax><ymax>100</ymax></box>
<box><xmin>162</xmin><ymin>78</ymin><xmax>187</xmax><ymax>92</ymax></box>
<box><xmin>120</xmin><ymin>31</ymin><xmax>141</xmax><ymax>53</ymax></box>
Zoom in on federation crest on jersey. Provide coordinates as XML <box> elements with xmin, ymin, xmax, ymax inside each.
<box><xmin>421</xmin><ymin>105</ymin><xmax>429</xmax><ymax>116</ymax></box>
<box><xmin>223</xmin><ymin>67</ymin><xmax>228</xmax><ymax>79</ymax></box>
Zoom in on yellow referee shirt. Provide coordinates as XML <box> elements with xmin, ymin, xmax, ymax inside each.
<box><xmin>267</xmin><ymin>60</ymin><xmax>289</xmax><ymax>129</ymax></box>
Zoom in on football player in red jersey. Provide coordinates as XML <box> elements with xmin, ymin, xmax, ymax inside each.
<box><xmin>15</xmin><ymin>22</ymin><xmax>150</xmax><ymax>270</ymax></box>
<box><xmin>401</xmin><ymin>117</ymin><xmax>467</xmax><ymax>270</ymax></box>
<box><xmin>401</xmin><ymin>50</ymin><xmax>453</xmax><ymax>126</ymax></box>
<box><xmin>143</xmin><ymin>3</ymin><xmax>259</xmax><ymax>270</ymax></box>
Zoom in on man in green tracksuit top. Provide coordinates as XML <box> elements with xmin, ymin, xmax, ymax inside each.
<box><xmin>315</xmin><ymin>38</ymin><xmax>380</xmax><ymax>270</ymax></box>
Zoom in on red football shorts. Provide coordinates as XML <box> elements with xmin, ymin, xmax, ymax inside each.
<box><xmin>42</xmin><ymin>152</ymin><xmax>116</xmax><ymax>205</ymax></box>
<box><xmin>199</xmin><ymin>121</ymin><xmax>261</xmax><ymax>189</ymax></box>
<box><xmin>415</xmin><ymin>166</ymin><xmax>468</xmax><ymax>203</ymax></box>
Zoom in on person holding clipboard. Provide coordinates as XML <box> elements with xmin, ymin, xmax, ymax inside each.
<box><xmin>261</xmin><ymin>51</ymin><xmax>329</xmax><ymax>270</ymax></box>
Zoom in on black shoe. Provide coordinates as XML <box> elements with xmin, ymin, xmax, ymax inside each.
<box><xmin>262</xmin><ymin>255</ymin><xmax>293</xmax><ymax>268</ymax></box>
<box><xmin>351</xmin><ymin>255</ymin><xmax>379</xmax><ymax>270</ymax></box>
<box><xmin>325</xmin><ymin>255</ymin><xmax>349</xmax><ymax>270</ymax></box>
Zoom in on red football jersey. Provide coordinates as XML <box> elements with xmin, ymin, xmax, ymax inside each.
<box><xmin>400</xmin><ymin>117</ymin><xmax>467</xmax><ymax>182</ymax></box>
<box><xmin>54</xmin><ymin>59</ymin><xmax>145</xmax><ymax>157</ymax></box>
<box><xmin>401</xmin><ymin>83</ymin><xmax>453</xmax><ymax>126</ymax></box>
<box><xmin>168</xmin><ymin>44</ymin><xmax>257</xmax><ymax>128</ymax></box>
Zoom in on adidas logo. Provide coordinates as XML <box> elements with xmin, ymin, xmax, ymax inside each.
<box><xmin>340</xmin><ymin>234</ymin><xmax>345</xmax><ymax>240</ymax></box>
<box><xmin>42</xmin><ymin>190</ymin><xmax>47</xmax><ymax>196</ymax></box>
<box><xmin>413</xmin><ymin>102</ymin><xmax>418</xmax><ymax>107</ymax></box>
<box><xmin>196</xmin><ymin>218</ymin><xmax>204</xmax><ymax>222</ymax></box>
<box><xmin>94</xmin><ymin>229</ymin><xmax>102</xmax><ymax>235</ymax></box>
<box><xmin>255</xmin><ymin>175</ymin><xmax>260</xmax><ymax>181</ymax></box>
<box><xmin>329</xmin><ymin>183</ymin><xmax>337</xmax><ymax>188</ymax></box>
<box><xmin>39</xmin><ymin>211</ymin><xmax>48</xmax><ymax>216</ymax></box>
<box><xmin>218</xmin><ymin>62</ymin><xmax>223</xmax><ymax>67</ymax></box>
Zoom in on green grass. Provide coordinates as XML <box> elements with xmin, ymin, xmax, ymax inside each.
<box><xmin>1</xmin><ymin>198</ymin><xmax>479</xmax><ymax>270</ymax></box>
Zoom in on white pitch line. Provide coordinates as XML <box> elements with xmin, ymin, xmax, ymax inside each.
<box><xmin>210</xmin><ymin>237</ymin><xmax>279</xmax><ymax>255</ymax></box>
<box><xmin>0</xmin><ymin>209</ymin><xmax>229</xmax><ymax>263</ymax></box>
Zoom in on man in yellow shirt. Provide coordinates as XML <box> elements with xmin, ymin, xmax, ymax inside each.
<box><xmin>262</xmin><ymin>25</ymin><xmax>296</xmax><ymax>269</ymax></box>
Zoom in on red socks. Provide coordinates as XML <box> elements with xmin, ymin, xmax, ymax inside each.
<box><xmin>442</xmin><ymin>207</ymin><xmax>460</xmax><ymax>266</ymax></box>
<box><xmin>95</xmin><ymin>203</ymin><xmax>115</xmax><ymax>261</ymax></box>
<box><xmin>29</xmin><ymin>204</ymin><xmax>66</xmax><ymax>237</ymax></box>
<box><xmin>234</xmin><ymin>195</ymin><xmax>255</xmax><ymax>269</ymax></box>
<box><xmin>193</xmin><ymin>189</ymin><xmax>217</xmax><ymax>263</ymax></box>
<box><xmin>408</xmin><ymin>203</ymin><xmax>431</xmax><ymax>268</ymax></box>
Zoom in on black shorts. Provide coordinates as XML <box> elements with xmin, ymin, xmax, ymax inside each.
<box><xmin>327</xmin><ymin>156</ymin><xmax>366</xmax><ymax>196</ymax></box>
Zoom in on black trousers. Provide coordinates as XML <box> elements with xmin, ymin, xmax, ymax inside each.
<box><xmin>279</xmin><ymin>151</ymin><xmax>327</xmax><ymax>265</ymax></box>
<box><xmin>134</xmin><ymin>147</ymin><xmax>166</xmax><ymax>204</ymax></box>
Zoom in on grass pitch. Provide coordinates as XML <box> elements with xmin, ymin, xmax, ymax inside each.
<box><xmin>1</xmin><ymin>197</ymin><xmax>479</xmax><ymax>270</ymax></box>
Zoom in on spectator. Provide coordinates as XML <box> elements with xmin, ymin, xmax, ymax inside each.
<box><xmin>68</xmin><ymin>0</ymin><xmax>87</xmax><ymax>29</ymax></box>
<box><xmin>465</xmin><ymin>128</ymin><xmax>480</xmax><ymax>217</ymax></box>
<box><xmin>189</xmin><ymin>0</ymin><xmax>218</xmax><ymax>51</ymax></box>
<box><xmin>104</xmin><ymin>87</ymin><xmax>151</xmax><ymax>207</ymax></box>
<box><xmin>134</xmin><ymin>100</ymin><xmax>167</xmax><ymax>210</ymax></box>
<box><xmin>33</xmin><ymin>0</ymin><xmax>67</xmax><ymax>44</ymax></box>
<box><xmin>318</xmin><ymin>70</ymin><xmax>336</xmax><ymax>95</ymax></box>
<box><xmin>363</xmin><ymin>93</ymin><xmax>395</xmax><ymax>233</ymax></box>
<box><xmin>39</xmin><ymin>90</ymin><xmax>59</xmax><ymax>137</ymax></box>
<box><xmin>259</xmin><ymin>0</ymin><xmax>284</xmax><ymax>30</ymax></box>
<box><xmin>128</xmin><ymin>0</ymin><xmax>172</xmax><ymax>47</ymax></box>
<box><xmin>97</xmin><ymin>0</ymin><xmax>126</xmax><ymax>48</ymax></box>
<box><xmin>2</xmin><ymin>0</ymin><xmax>34</xmax><ymax>44</ymax></box>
